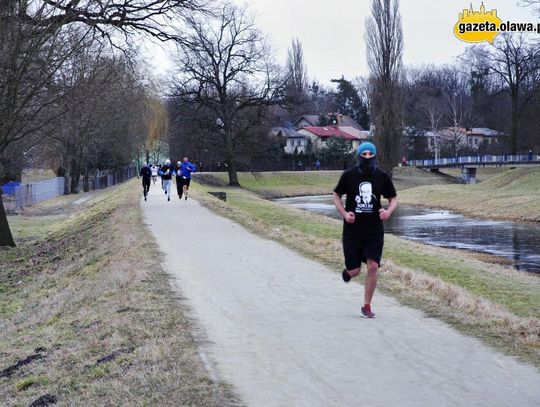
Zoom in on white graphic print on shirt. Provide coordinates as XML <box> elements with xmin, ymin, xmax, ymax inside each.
<box><xmin>355</xmin><ymin>182</ymin><xmax>377</xmax><ymax>213</ymax></box>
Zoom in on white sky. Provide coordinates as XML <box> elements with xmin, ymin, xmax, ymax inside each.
<box><xmin>147</xmin><ymin>0</ymin><xmax>538</xmax><ymax>87</ymax></box>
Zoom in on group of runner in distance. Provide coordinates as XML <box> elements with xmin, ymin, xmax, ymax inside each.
<box><xmin>139</xmin><ymin>157</ymin><xmax>196</xmax><ymax>202</ymax></box>
<box><xmin>139</xmin><ymin>142</ymin><xmax>397</xmax><ymax>319</ymax></box>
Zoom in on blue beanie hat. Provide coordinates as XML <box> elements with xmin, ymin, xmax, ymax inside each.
<box><xmin>357</xmin><ymin>141</ymin><xmax>377</xmax><ymax>156</ymax></box>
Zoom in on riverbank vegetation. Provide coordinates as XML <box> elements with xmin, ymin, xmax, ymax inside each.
<box><xmin>192</xmin><ymin>170</ymin><xmax>540</xmax><ymax>367</ymax></box>
<box><xmin>197</xmin><ymin>166</ymin><xmax>540</xmax><ymax>222</ymax></box>
<box><xmin>399</xmin><ymin>167</ymin><xmax>540</xmax><ymax>222</ymax></box>
<box><xmin>196</xmin><ymin>167</ymin><xmax>453</xmax><ymax>199</ymax></box>
<box><xmin>0</xmin><ymin>182</ymin><xmax>235</xmax><ymax>406</ymax></box>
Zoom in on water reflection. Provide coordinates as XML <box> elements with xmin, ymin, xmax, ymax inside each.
<box><xmin>275</xmin><ymin>195</ymin><xmax>540</xmax><ymax>274</ymax></box>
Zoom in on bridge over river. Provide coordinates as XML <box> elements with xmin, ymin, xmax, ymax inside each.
<box><xmin>409</xmin><ymin>154</ymin><xmax>540</xmax><ymax>183</ymax></box>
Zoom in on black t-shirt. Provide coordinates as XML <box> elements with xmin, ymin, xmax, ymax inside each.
<box><xmin>334</xmin><ymin>167</ymin><xmax>397</xmax><ymax>238</ymax></box>
<box><xmin>140</xmin><ymin>167</ymin><xmax>152</xmax><ymax>181</ymax></box>
<box><xmin>160</xmin><ymin>164</ymin><xmax>173</xmax><ymax>180</ymax></box>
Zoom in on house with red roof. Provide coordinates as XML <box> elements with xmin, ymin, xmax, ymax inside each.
<box><xmin>297</xmin><ymin>126</ymin><xmax>367</xmax><ymax>152</ymax></box>
<box><xmin>294</xmin><ymin>113</ymin><xmax>364</xmax><ymax>131</ymax></box>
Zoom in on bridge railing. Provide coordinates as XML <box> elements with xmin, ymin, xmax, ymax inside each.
<box><xmin>409</xmin><ymin>154</ymin><xmax>540</xmax><ymax>167</ymax></box>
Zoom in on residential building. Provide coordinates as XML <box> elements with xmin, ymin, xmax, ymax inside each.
<box><xmin>271</xmin><ymin>127</ymin><xmax>311</xmax><ymax>154</ymax></box>
<box><xmin>465</xmin><ymin>128</ymin><xmax>500</xmax><ymax>149</ymax></box>
<box><xmin>297</xmin><ymin>126</ymin><xmax>366</xmax><ymax>152</ymax></box>
<box><xmin>294</xmin><ymin>113</ymin><xmax>364</xmax><ymax>131</ymax></box>
<box><xmin>425</xmin><ymin>127</ymin><xmax>501</xmax><ymax>156</ymax></box>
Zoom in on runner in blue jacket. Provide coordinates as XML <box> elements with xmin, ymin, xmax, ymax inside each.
<box><xmin>177</xmin><ymin>157</ymin><xmax>196</xmax><ymax>200</ymax></box>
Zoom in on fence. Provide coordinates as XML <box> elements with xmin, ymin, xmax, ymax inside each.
<box><xmin>409</xmin><ymin>154</ymin><xmax>540</xmax><ymax>168</ymax></box>
<box><xmin>2</xmin><ymin>177</ymin><xmax>64</xmax><ymax>212</ymax></box>
<box><xmin>2</xmin><ymin>167</ymin><xmax>136</xmax><ymax>212</ymax></box>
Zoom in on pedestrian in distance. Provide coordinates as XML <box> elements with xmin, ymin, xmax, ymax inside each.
<box><xmin>315</xmin><ymin>159</ymin><xmax>321</xmax><ymax>170</ymax></box>
<box><xmin>159</xmin><ymin>159</ymin><xmax>174</xmax><ymax>201</ymax></box>
<box><xmin>178</xmin><ymin>157</ymin><xmax>196</xmax><ymax>200</ymax></box>
<box><xmin>140</xmin><ymin>162</ymin><xmax>152</xmax><ymax>201</ymax></box>
<box><xmin>151</xmin><ymin>164</ymin><xmax>158</xmax><ymax>184</ymax></box>
<box><xmin>333</xmin><ymin>141</ymin><xmax>398</xmax><ymax>318</ymax></box>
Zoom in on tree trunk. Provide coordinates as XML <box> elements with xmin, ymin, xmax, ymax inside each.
<box><xmin>224</xmin><ymin>126</ymin><xmax>240</xmax><ymax>186</ymax></box>
<box><xmin>70</xmin><ymin>159</ymin><xmax>80</xmax><ymax>194</ymax></box>
<box><xmin>510</xmin><ymin>96</ymin><xmax>519</xmax><ymax>155</ymax></box>
<box><xmin>83</xmin><ymin>174</ymin><xmax>89</xmax><ymax>192</ymax></box>
<box><xmin>0</xmin><ymin>189</ymin><xmax>16</xmax><ymax>247</ymax></box>
<box><xmin>63</xmin><ymin>168</ymin><xmax>70</xmax><ymax>195</ymax></box>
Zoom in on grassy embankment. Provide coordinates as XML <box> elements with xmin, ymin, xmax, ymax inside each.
<box><xmin>191</xmin><ymin>167</ymin><xmax>540</xmax><ymax>367</ymax></box>
<box><xmin>0</xmin><ymin>182</ymin><xmax>236</xmax><ymax>406</ymax></box>
<box><xmin>196</xmin><ymin>166</ymin><xmax>454</xmax><ymax>199</ymax></box>
<box><xmin>400</xmin><ymin>167</ymin><xmax>540</xmax><ymax>222</ymax></box>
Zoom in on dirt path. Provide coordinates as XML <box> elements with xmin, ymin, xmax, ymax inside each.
<box><xmin>142</xmin><ymin>185</ymin><xmax>540</xmax><ymax>407</ymax></box>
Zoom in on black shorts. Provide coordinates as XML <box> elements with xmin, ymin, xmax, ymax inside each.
<box><xmin>177</xmin><ymin>177</ymin><xmax>191</xmax><ymax>187</ymax></box>
<box><xmin>343</xmin><ymin>230</ymin><xmax>384</xmax><ymax>270</ymax></box>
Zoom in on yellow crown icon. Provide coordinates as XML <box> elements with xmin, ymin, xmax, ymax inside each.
<box><xmin>454</xmin><ymin>2</ymin><xmax>502</xmax><ymax>44</ymax></box>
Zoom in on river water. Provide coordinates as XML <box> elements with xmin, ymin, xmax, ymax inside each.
<box><xmin>275</xmin><ymin>195</ymin><xmax>540</xmax><ymax>274</ymax></box>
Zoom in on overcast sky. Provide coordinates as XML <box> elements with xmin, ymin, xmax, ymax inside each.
<box><xmin>148</xmin><ymin>0</ymin><xmax>537</xmax><ymax>86</ymax></box>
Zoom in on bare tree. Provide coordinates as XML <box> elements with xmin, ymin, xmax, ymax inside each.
<box><xmin>0</xmin><ymin>4</ymin><xmax>92</xmax><ymax>246</ymax></box>
<box><xmin>170</xmin><ymin>3</ymin><xmax>281</xmax><ymax>186</ymax></box>
<box><xmin>1</xmin><ymin>0</ymin><xmax>207</xmax><ymax>41</ymax></box>
<box><xmin>0</xmin><ymin>0</ymin><xmax>208</xmax><ymax>246</ymax></box>
<box><xmin>519</xmin><ymin>0</ymin><xmax>540</xmax><ymax>15</ymax></box>
<box><xmin>472</xmin><ymin>34</ymin><xmax>540</xmax><ymax>153</ymax></box>
<box><xmin>441</xmin><ymin>68</ymin><xmax>471</xmax><ymax>154</ymax></box>
<box><xmin>42</xmin><ymin>48</ymin><xmax>150</xmax><ymax>194</ymax></box>
<box><xmin>365</xmin><ymin>0</ymin><xmax>404</xmax><ymax>176</ymax></box>
<box><xmin>283</xmin><ymin>38</ymin><xmax>310</xmax><ymax>114</ymax></box>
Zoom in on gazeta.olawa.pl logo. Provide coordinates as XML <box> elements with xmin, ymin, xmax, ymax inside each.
<box><xmin>454</xmin><ymin>2</ymin><xmax>540</xmax><ymax>44</ymax></box>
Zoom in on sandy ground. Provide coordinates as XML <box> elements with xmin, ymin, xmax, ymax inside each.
<box><xmin>142</xmin><ymin>184</ymin><xmax>540</xmax><ymax>407</ymax></box>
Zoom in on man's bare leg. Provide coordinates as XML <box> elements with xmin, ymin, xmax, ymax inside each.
<box><xmin>364</xmin><ymin>259</ymin><xmax>378</xmax><ymax>305</ymax></box>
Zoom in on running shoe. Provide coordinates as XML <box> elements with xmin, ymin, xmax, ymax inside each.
<box><xmin>361</xmin><ymin>306</ymin><xmax>375</xmax><ymax>318</ymax></box>
<box><xmin>342</xmin><ymin>268</ymin><xmax>351</xmax><ymax>283</ymax></box>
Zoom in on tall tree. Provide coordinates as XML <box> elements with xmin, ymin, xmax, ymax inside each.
<box><xmin>170</xmin><ymin>3</ymin><xmax>281</xmax><ymax>186</ymax></box>
<box><xmin>283</xmin><ymin>38</ymin><xmax>310</xmax><ymax>115</ymax></box>
<box><xmin>365</xmin><ymin>0</ymin><xmax>404</xmax><ymax>176</ymax></box>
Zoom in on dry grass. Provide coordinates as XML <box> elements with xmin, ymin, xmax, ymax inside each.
<box><xmin>0</xmin><ymin>181</ymin><xmax>237</xmax><ymax>406</ymax></box>
<box><xmin>190</xmin><ymin>182</ymin><xmax>540</xmax><ymax>367</ymax></box>
<box><xmin>399</xmin><ymin>167</ymin><xmax>540</xmax><ymax>222</ymax></box>
<box><xmin>195</xmin><ymin>166</ymin><xmax>452</xmax><ymax>199</ymax></box>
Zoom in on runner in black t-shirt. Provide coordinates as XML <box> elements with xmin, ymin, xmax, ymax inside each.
<box><xmin>333</xmin><ymin>141</ymin><xmax>398</xmax><ymax>318</ymax></box>
<box><xmin>159</xmin><ymin>159</ymin><xmax>174</xmax><ymax>202</ymax></box>
<box><xmin>140</xmin><ymin>162</ymin><xmax>152</xmax><ymax>201</ymax></box>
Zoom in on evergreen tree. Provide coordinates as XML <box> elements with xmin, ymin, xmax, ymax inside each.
<box><xmin>331</xmin><ymin>77</ymin><xmax>370</xmax><ymax>128</ymax></box>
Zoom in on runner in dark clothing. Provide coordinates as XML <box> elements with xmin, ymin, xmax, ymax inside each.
<box><xmin>159</xmin><ymin>159</ymin><xmax>174</xmax><ymax>201</ymax></box>
<box><xmin>175</xmin><ymin>161</ymin><xmax>184</xmax><ymax>199</ymax></box>
<box><xmin>333</xmin><ymin>142</ymin><xmax>398</xmax><ymax>318</ymax></box>
<box><xmin>140</xmin><ymin>162</ymin><xmax>152</xmax><ymax>201</ymax></box>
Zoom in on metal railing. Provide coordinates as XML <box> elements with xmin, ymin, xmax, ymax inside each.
<box><xmin>409</xmin><ymin>154</ymin><xmax>540</xmax><ymax>168</ymax></box>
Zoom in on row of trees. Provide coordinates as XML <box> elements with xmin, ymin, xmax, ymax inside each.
<box><xmin>165</xmin><ymin>2</ymin><xmax>376</xmax><ymax>183</ymax></box>
<box><xmin>168</xmin><ymin>0</ymin><xmax>540</xmax><ymax>180</ymax></box>
<box><xmin>0</xmin><ymin>0</ymin><xmax>206</xmax><ymax>246</ymax></box>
